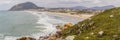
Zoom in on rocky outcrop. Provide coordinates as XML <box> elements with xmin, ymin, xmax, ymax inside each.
<box><xmin>9</xmin><ymin>2</ymin><xmax>44</xmax><ymax>11</ymax></box>
<box><xmin>56</xmin><ymin>22</ymin><xmax>73</xmax><ymax>30</ymax></box>
<box><xmin>17</xmin><ymin>37</ymin><xmax>36</xmax><ymax>40</ymax></box>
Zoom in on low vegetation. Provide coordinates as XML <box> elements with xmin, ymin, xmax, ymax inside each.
<box><xmin>61</xmin><ymin>7</ymin><xmax>120</xmax><ymax>40</ymax></box>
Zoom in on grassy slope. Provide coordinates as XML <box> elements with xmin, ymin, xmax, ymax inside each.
<box><xmin>61</xmin><ymin>7</ymin><xmax>120</xmax><ymax>40</ymax></box>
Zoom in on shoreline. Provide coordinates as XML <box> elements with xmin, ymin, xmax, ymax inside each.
<box><xmin>26</xmin><ymin>11</ymin><xmax>94</xmax><ymax>20</ymax></box>
<box><xmin>17</xmin><ymin>10</ymin><xmax>94</xmax><ymax>40</ymax></box>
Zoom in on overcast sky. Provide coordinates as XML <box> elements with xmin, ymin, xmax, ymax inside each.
<box><xmin>0</xmin><ymin>0</ymin><xmax>120</xmax><ymax>10</ymax></box>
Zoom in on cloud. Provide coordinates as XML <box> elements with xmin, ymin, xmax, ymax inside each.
<box><xmin>59</xmin><ymin>0</ymin><xmax>82</xmax><ymax>3</ymax></box>
<box><xmin>80</xmin><ymin>0</ymin><xmax>101</xmax><ymax>4</ymax></box>
<box><xmin>93</xmin><ymin>0</ymin><xmax>101</xmax><ymax>3</ymax></box>
<box><xmin>0</xmin><ymin>1</ymin><xmax>11</xmax><ymax>4</ymax></box>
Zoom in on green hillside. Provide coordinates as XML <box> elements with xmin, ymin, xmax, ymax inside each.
<box><xmin>61</xmin><ymin>7</ymin><xmax>120</xmax><ymax>40</ymax></box>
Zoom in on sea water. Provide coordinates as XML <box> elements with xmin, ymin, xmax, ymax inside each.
<box><xmin>0</xmin><ymin>11</ymin><xmax>82</xmax><ymax>40</ymax></box>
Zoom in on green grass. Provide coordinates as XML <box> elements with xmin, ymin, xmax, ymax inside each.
<box><xmin>61</xmin><ymin>7</ymin><xmax>120</xmax><ymax>40</ymax></box>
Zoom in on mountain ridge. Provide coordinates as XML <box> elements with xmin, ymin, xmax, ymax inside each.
<box><xmin>89</xmin><ymin>5</ymin><xmax>115</xmax><ymax>10</ymax></box>
<box><xmin>69</xmin><ymin>5</ymin><xmax>115</xmax><ymax>10</ymax></box>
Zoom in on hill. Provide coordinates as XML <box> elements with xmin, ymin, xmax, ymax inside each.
<box><xmin>70</xmin><ymin>5</ymin><xmax>115</xmax><ymax>10</ymax></box>
<box><xmin>70</xmin><ymin>6</ymin><xmax>87</xmax><ymax>10</ymax></box>
<box><xmin>61</xmin><ymin>7</ymin><xmax>120</xmax><ymax>40</ymax></box>
<box><xmin>9</xmin><ymin>2</ymin><xmax>44</xmax><ymax>11</ymax></box>
<box><xmin>89</xmin><ymin>5</ymin><xmax>115</xmax><ymax>10</ymax></box>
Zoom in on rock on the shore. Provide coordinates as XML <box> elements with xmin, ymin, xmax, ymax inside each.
<box><xmin>63</xmin><ymin>22</ymin><xmax>73</xmax><ymax>29</ymax></box>
<box><xmin>56</xmin><ymin>22</ymin><xmax>73</xmax><ymax>30</ymax></box>
<box><xmin>17</xmin><ymin>37</ymin><xmax>36</xmax><ymax>40</ymax></box>
<box><xmin>64</xmin><ymin>22</ymin><xmax>73</xmax><ymax>27</ymax></box>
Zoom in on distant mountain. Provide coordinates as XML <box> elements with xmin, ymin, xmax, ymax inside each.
<box><xmin>69</xmin><ymin>5</ymin><xmax>115</xmax><ymax>10</ymax></box>
<box><xmin>9</xmin><ymin>2</ymin><xmax>44</xmax><ymax>11</ymax></box>
<box><xmin>70</xmin><ymin>6</ymin><xmax>87</xmax><ymax>10</ymax></box>
<box><xmin>89</xmin><ymin>5</ymin><xmax>115</xmax><ymax>10</ymax></box>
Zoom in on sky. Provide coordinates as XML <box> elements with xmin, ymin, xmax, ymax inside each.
<box><xmin>0</xmin><ymin>0</ymin><xmax>120</xmax><ymax>10</ymax></box>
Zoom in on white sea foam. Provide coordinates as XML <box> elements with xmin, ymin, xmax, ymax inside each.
<box><xmin>25</xmin><ymin>11</ymin><xmax>58</xmax><ymax>39</ymax></box>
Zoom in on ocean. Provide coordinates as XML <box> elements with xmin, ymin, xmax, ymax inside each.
<box><xmin>0</xmin><ymin>11</ymin><xmax>82</xmax><ymax>40</ymax></box>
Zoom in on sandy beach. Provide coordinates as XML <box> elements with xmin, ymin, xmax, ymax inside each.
<box><xmin>26</xmin><ymin>10</ymin><xmax>94</xmax><ymax>20</ymax></box>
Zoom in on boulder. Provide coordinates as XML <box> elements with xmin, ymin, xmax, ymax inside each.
<box><xmin>64</xmin><ymin>22</ymin><xmax>73</xmax><ymax>29</ymax></box>
<box><xmin>85</xmin><ymin>37</ymin><xmax>89</xmax><ymax>39</ymax></box>
<box><xmin>97</xmin><ymin>31</ymin><xmax>104</xmax><ymax>37</ymax></box>
<box><xmin>90</xmin><ymin>32</ymin><xmax>94</xmax><ymax>35</ymax></box>
<box><xmin>98</xmin><ymin>31</ymin><xmax>104</xmax><ymax>35</ymax></box>
<box><xmin>65</xmin><ymin>35</ymin><xmax>75</xmax><ymax>40</ymax></box>
<box><xmin>110</xmin><ymin>15</ymin><xmax>114</xmax><ymax>18</ymax></box>
<box><xmin>17</xmin><ymin>37</ymin><xmax>36</xmax><ymax>40</ymax></box>
<box><xmin>56</xmin><ymin>25</ymin><xmax>63</xmax><ymax>30</ymax></box>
